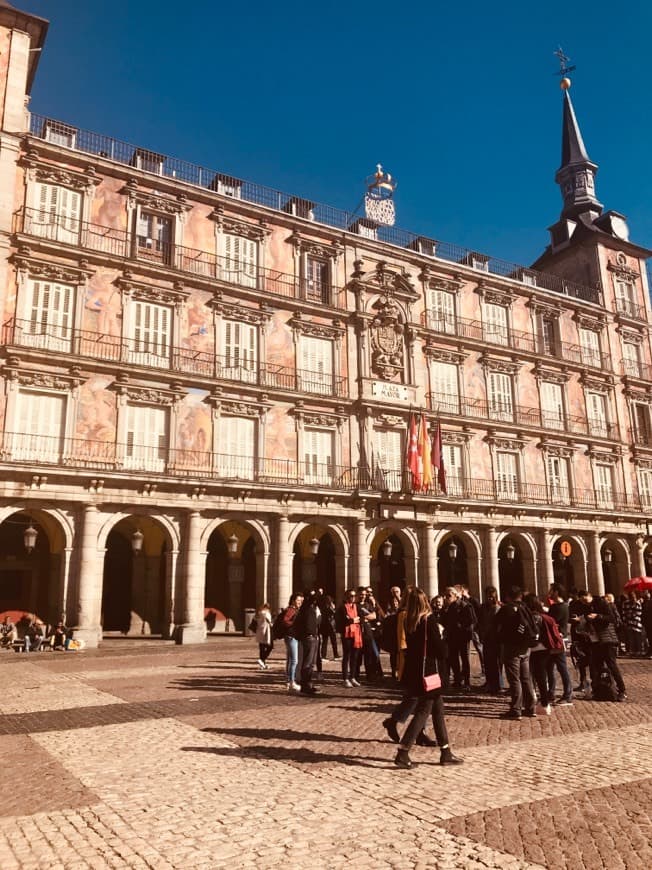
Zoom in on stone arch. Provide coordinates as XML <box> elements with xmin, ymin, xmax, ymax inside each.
<box><xmin>497</xmin><ymin>531</ymin><xmax>538</xmax><ymax>597</ymax></box>
<box><xmin>601</xmin><ymin>535</ymin><xmax>631</xmax><ymax>596</ymax></box>
<box><xmin>100</xmin><ymin>512</ymin><xmax>175</xmax><ymax>637</ymax></box>
<box><xmin>551</xmin><ymin>533</ymin><xmax>588</xmax><ymax>594</ymax></box>
<box><xmin>368</xmin><ymin>522</ymin><xmax>419</xmax><ymax>601</ymax></box>
<box><xmin>289</xmin><ymin>520</ymin><xmax>349</xmax><ymax>601</ymax></box>
<box><xmin>434</xmin><ymin>527</ymin><xmax>482</xmax><ymax>600</ymax></box>
<box><xmin>0</xmin><ymin>506</ymin><xmax>70</xmax><ymax>624</ymax></box>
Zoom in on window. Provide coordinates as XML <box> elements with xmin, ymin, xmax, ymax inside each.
<box><xmin>19</xmin><ymin>279</ymin><xmax>73</xmax><ymax>352</ymax></box>
<box><xmin>614</xmin><ymin>279</ymin><xmax>638</xmax><ymax>318</ymax></box>
<box><xmin>299</xmin><ymin>336</ymin><xmax>333</xmax><ymax>395</ymax></box>
<box><xmin>622</xmin><ymin>342</ymin><xmax>642</xmax><ymax>378</ymax></box>
<box><xmin>125</xmin><ymin>405</ymin><xmax>169</xmax><ymax>471</ymax></box>
<box><xmin>586</xmin><ymin>392</ymin><xmax>608</xmax><ymax>438</ymax></box>
<box><xmin>496</xmin><ymin>452</ymin><xmax>519</xmax><ymax>500</ymax></box>
<box><xmin>304</xmin><ymin>257</ymin><xmax>330</xmax><ymax>304</ymax></box>
<box><xmin>443</xmin><ymin>443</ymin><xmax>463</xmax><ymax>495</ymax></box>
<box><xmin>12</xmin><ymin>391</ymin><xmax>66</xmax><ymax>463</ymax></box>
<box><xmin>633</xmin><ymin>404</ymin><xmax>652</xmax><ymax>446</ymax></box>
<box><xmin>304</xmin><ymin>428</ymin><xmax>334</xmax><ymax>485</ymax></box>
<box><xmin>220</xmin><ymin>320</ymin><xmax>257</xmax><ymax>384</ymax></box>
<box><xmin>222</xmin><ymin>233</ymin><xmax>257</xmax><ymax>288</ymax></box>
<box><xmin>427</xmin><ymin>288</ymin><xmax>456</xmax><ymax>334</ymax></box>
<box><xmin>540</xmin><ymin>381</ymin><xmax>564</xmax><ymax>430</ymax></box>
<box><xmin>639</xmin><ymin>469</ymin><xmax>652</xmax><ymax>508</ymax></box>
<box><xmin>31</xmin><ymin>182</ymin><xmax>81</xmax><ymax>244</ymax></box>
<box><xmin>42</xmin><ymin>119</ymin><xmax>77</xmax><ymax>148</ymax></box>
<box><xmin>136</xmin><ymin>212</ymin><xmax>173</xmax><ymax>266</ymax></box>
<box><xmin>547</xmin><ymin>455</ymin><xmax>570</xmax><ymax>504</ymax></box>
<box><xmin>579</xmin><ymin>328</ymin><xmax>601</xmax><ymax>368</ymax></box>
<box><xmin>374</xmin><ymin>429</ymin><xmax>403</xmax><ymax>492</ymax></box>
<box><xmin>483</xmin><ymin>303</ymin><xmax>508</xmax><ymax>344</ymax></box>
<box><xmin>540</xmin><ymin>318</ymin><xmax>559</xmax><ymax>356</ymax></box>
<box><xmin>595</xmin><ymin>464</ymin><xmax>614</xmax><ymax>508</ymax></box>
<box><xmin>128</xmin><ymin>300</ymin><xmax>171</xmax><ymax>368</ymax></box>
<box><xmin>217</xmin><ymin>416</ymin><xmax>255</xmax><ymax>479</ymax></box>
<box><xmin>488</xmin><ymin>371</ymin><xmax>513</xmax><ymax>422</ymax></box>
<box><xmin>431</xmin><ymin>362</ymin><xmax>460</xmax><ymax>414</ymax></box>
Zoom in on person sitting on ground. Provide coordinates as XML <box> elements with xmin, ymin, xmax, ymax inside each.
<box><xmin>0</xmin><ymin>616</ymin><xmax>17</xmax><ymax>649</ymax></box>
<box><xmin>255</xmin><ymin>602</ymin><xmax>273</xmax><ymax>670</ymax></box>
<box><xmin>24</xmin><ymin>618</ymin><xmax>44</xmax><ymax>652</ymax></box>
<box><xmin>50</xmin><ymin>620</ymin><xmax>70</xmax><ymax>650</ymax></box>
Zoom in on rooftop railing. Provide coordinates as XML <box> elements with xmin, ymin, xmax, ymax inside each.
<box><xmin>0</xmin><ymin>430</ymin><xmax>643</xmax><ymax>511</ymax></box>
<box><xmin>28</xmin><ymin>114</ymin><xmax>603</xmax><ymax>306</ymax></box>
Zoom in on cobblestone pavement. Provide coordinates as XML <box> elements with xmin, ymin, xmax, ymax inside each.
<box><xmin>0</xmin><ymin>639</ymin><xmax>651</xmax><ymax>869</ymax></box>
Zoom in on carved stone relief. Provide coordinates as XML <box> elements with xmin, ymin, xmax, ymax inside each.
<box><xmin>369</xmin><ymin>295</ymin><xmax>405</xmax><ymax>381</ymax></box>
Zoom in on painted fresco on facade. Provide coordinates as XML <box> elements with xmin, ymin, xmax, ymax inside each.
<box><xmin>76</xmin><ymin>377</ymin><xmax>117</xmax><ymax>443</ymax></box>
<box><xmin>177</xmin><ymin>391</ymin><xmax>211</xmax><ymax>461</ymax></box>
<box><xmin>179</xmin><ymin>290</ymin><xmax>213</xmax><ymax>355</ymax></box>
<box><xmin>92</xmin><ymin>177</ymin><xmax>128</xmax><ymax>231</ymax></box>
<box><xmin>83</xmin><ymin>268</ymin><xmax>122</xmax><ymax>338</ymax></box>
<box><xmin>265</xmin><ymin>405</ymin><xmax>295</xmax><ymax>465</ymax></box>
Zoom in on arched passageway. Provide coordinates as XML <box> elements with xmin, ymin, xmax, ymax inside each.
<box><xmin>376</xmin><ymin>533</ymin><xmax>405</xmax><ymax>607</ymax></box>
<box><xmin>101</xmin><ymin>516</ymin><xmax>166</xmax><ymax>635</ymax></box>
<box><xmin>0</xmin><ymin>511</ymin><xmax>58</xmax><ymax>623</ymax></box>
<box><xmin>205</xmin><ymin>522</ymin><xmax>256</xmax><ymax>631</ymax></box>
<box><xmin>437</xmin><ymin>535</ymin><xmax>467</xmax><ymax>594</ymax></box>
<box><xmin>292</xmin><ymin>527</ymin><xmax>337</xmax><ymax>596</ymax></box>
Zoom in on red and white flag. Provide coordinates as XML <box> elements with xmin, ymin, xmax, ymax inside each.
<box><xmin>407</xmin><ymin>413</ymin><xmax>420</xmax><ymax>491</ymax></box>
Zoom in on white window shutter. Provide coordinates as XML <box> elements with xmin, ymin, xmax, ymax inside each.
<box><xmin>125</xmin><ymin>404</ymin><xmax>168</xmax><ymax>471</ymax></box>
<box><xmin>219</xmin><ymin>416</ymin><xmax>255</xmax><ymax>479</ymax></box>
<box><xmin>431</xmin><ymin>362</ymin><xmax>459</xmax><ymax>412</ymax></box>
<box><xmin>301</xmin><ymin>337</ymin><xmax>333</xmax><ymax>394</ymax></box>
<box><xmin>443</xmin><ymin>444</ymin><xmax>463</xmax><ymax>494</ymax></box>
<box><xmin>541</xmin><ymin>382</ymin><xmax>564</xmax><ymax>429</ymax></box>
<box><xmin>428</xmin><ymin>289</ymin><xmax>455</xmax><ymax>333</ymax></box>
<box><xmin>489</xmin><ymin>372</ymin><xmax>513</xmax><ymax>420</ymax></box>
<box><xmin>496</xmin><ymin>452</ymin><xmax>518</xmax><ymax>499</ymax></box>
<box><xmin>304</xmin><ymin>428</ymin><xmax>334</xmax><ymax>484</ymax></box>
<box><xmin>14</xmin><ymin>391</ymin><xmax>65</xmax><ymax>462</ymax></box>
<box><xmin>483</xmin><ymin>303</ymin><xmax>507</xmax><ymax>342</ymax></box>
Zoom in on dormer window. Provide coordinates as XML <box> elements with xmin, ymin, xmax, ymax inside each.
<box><xmin>41</xmin><ymin>119</ymin><xmax>77</xmax><ymax>148</ymax></box>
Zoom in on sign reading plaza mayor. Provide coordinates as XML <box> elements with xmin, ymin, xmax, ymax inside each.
<box><xmin>371</xmin><ymin>380</ymin><xmax>410</xmax><ymax>402</ymax></box>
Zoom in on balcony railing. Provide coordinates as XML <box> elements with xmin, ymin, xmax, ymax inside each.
<box><xmin>15</xmin><ymin>208</ymin><xmax>343</xmax><ymax>308</ymax></box>
<box><xmin>0</xmin><ymin>431</ymin><xmax>644</xmax><ymax>511</ymax></box>
<box><xmin>421</xmin><ymin>310</ymin><xmax>613</xmax><ymax>371</ymax></box>
<box><xmin>2</xmin><ymin>318</ymin><xmax>349</xmax><ymax>397</ymax></box>
<box><xmin>28</xmin><ymin>113</ymin><xmax>603</xmax><ymax>306</ymax></box>
<box><xmin>426</xmin><ymin>392</ymin><xmax>621</xmax><ymax>439</ymax></box>
<box><xmin>621</xmin><ymin>359</ymin><xmax>652</xmax><ymax>381</ymax></box>
<box><xmin>614</xmin><ymin>297</ymin><xmax>646</xmax><ymax>320</ymax></box>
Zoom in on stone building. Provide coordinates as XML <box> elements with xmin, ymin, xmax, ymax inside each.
<box><xmin>1</xmin><ymin>1</ymin><xmax>651</xmax><ymax>647</ymax></box>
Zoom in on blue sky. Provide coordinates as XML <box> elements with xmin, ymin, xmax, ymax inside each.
<box><xmin>23</xmin><ymin>0</ymin><xmax>652</xmax><ymax>266</ymax></box>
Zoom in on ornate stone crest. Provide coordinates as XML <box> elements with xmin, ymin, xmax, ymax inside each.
<box><xmin>369</xmin><ymin>295</ymin><xmax>405</xmax><ymax>381</ymax></box>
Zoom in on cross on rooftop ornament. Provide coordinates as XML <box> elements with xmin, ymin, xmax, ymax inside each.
<box><xmin>553</xmin><ymin>46</ymin><xmax>576</xmax><ymax>79</ymax></box>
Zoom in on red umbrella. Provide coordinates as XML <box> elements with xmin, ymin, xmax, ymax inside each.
<box><xmin>624</xmin><ymin>577</ymin><xmax>652</xmax><ymax>592</ymax></box>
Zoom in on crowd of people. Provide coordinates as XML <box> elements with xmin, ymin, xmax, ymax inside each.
<box><xmin>0</xmin><ymin>616</ymin><xmax>74</xmax><ymax>651</ymax></box>
<box><xmin>249</xmin><ymin>581</ymin><xmax>649</xmax><ymax>765</ymax></box>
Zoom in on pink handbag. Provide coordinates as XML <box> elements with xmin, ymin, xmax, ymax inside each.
<box><xmin>422</xmin><ymin>617</ymin><xmax>442</xmax><ymax>692</ymax></box>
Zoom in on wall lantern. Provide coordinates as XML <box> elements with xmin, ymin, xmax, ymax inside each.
<box><xmin>506</xmin><ymin>542</ymin><xmax>516</xmax><ymax>562</ymax></box>
<box><xmin>227</xmin><ymin>532</ymin><xmax>239</xmax><ymax>556</ymax></box>
<box><xmin>381</xmin><ymin>538</ymin><xmax>393</xmax><ymax>558</ymax></box>
<box><xmin>23</xmin><ymin>523</ymin><xmax>38</xmax><ymax>554</ymax></box>
<box><xmin>448</xmin><ymin>541</ymin><xmax>458</xmax><ymax>561</ymax></box>
<box><xmin>309</xmin><ymin>536</ymin><xmax>320</xmax><ymax>557</ymax></box>
<box><xmin>603</xmin><ymin>548</ymin><xmax>613</xmax><ymax>564</ymax></box>
<box><xmin>131</xmin><ymin>528</ymin><xmax>144</xmax><ymax>555</ymax></box>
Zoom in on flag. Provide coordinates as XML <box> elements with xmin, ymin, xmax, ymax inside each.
<box><xmin>407</xmin><ymin>412</ymin><xmax>420</xmax><ymax>491</ymax></box>
<box><xmin>432</xmin><ymin>420</ymin><xmax>447</xmax><ymax>494</ymax></box>
<box><xmin>418</xmin><ymin>413</ymin><xmax>433</xmax><ymax>492</ymax></box>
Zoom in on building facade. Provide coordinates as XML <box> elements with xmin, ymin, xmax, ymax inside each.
<box><xmin>2</xmin><ymin>2</ymin><xmax>652</xmax><ymax>647</ymax></box>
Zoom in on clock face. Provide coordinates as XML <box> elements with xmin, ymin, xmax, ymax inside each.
<box><xmin>611</xmin><ymin>216</ymin><xmax>629</xmax><ymax>241</ymax></box>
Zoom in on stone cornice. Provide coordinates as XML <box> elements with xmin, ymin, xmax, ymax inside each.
<box><xmin>289</xmin><ymin>311</ymin><xmax>344</xmax><ymax>339</ymax></box>
<box><xmin>123</xmin><ymin>180</ymin><xmax>191</xmax><ymax>216</ymax></box>
<box><xmin>22</xmin><ymin>152</ymin><xmax>101</xmax><ymax>192</ymax></box>
<box><xmin>208</xmin><ymin>206</ymin><xmax>270</xmax><ymax>241</ymax></box>
<box><xmin>288</xmin><ymin>232</ymin><xmax>342</xmax><ymax>260</ymax></box>
<box><xmin>117</xmin><ymin>273</ymin><xmax>189</xmax><ymax>306</ymax></box>
<box><xmin>12</xmin><ymin>251</ymin><xmax>92</xmax><ymax>283</ymax></box>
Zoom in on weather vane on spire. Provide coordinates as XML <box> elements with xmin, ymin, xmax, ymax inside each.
<box><xmin>553</xmin><ymin>46</ymin><xmax>575</xmax><ymax>90</ymax></box>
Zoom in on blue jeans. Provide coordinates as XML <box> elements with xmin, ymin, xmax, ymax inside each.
<box><xmin>284</xmin><ymin>636</ymin><xmax>298</xmax><ymax>682</ymax></box>
<box><xmin>546</xmin><ymin>650</ymin><xmax>573</xmax><ymax>701</ymax></box>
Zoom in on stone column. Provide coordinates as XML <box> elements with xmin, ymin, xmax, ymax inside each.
<box><xmin>75</xmin><ymin>504</ymin><xmax>102</xmax><ymax>648</ymax></box>
<box><xmin>162</xmin><ymin>548</ymin><xmax>178</xmax><ymax>639</ymax></box>
<box><xmin>355</xmin><ymin>518</ymin><xmax>369</xmax><ymax>589</ymax></box>
<box><xmin>540</xmin><ymin>529</ymin><xmax>555</xmax><ymax>597</ymax></box>
<box><xmin>634</xmin><ymin>536</ymin><xmax>646</xmax><ymax>578</ymax></box>
<box><xmin>422</xmin><ymin>524</ymin><xmax>437</xmax><ymax>599</ymax></box>
<box><xmin>276</xmin><ymin>514</ymin><xmax>290</xmax><ymax>611</ymax></box>
<box><xmin>589</xmin><ymin>531</ymin><xmax>605</xmax><ymax>596</ymax></box>
<box><xmin>485</xmin><ymin>526</ymin><xmax>498</xmax><ymax>591</ymax></box>
<box><xmin>58</xmin><ymin>547</ymin><xmax>73</xmax><ymax>623</ymax></box>
<box><xmin>176</xmin><ymin>510</ymin><xmax>206</xmax><ymax>644</ymax></box>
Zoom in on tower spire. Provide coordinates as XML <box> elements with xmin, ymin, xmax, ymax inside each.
<box><xmin>554</xmin><ymin>65</ymin><xmax>602</xmax><ymax>222</ymax></box>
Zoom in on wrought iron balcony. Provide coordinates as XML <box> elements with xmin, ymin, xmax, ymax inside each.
<box><xmin>28</xmin><ymin>113</ymin><xmax>603</xmax><ymax>306</ymax></box>
<box><xmin>421</xmin><ymin>310</ymin><xmax>613</xmax><ymax>372</ymax></box>
<box><xmin>425</xmin><ymin>392</ymin><xmax>620</xmax><ymax>440</ymax></box>
<box><xmin>15</xmin><ymin>208</ymin><xmax>344</xmax><ymax>308</ymax></box>
<box><xmin>2</xmin><ymin>317</ymin><xmax>349</xmax><ymax>398</ymax></box>
<box><xmin>614</xmin><ymin>297</ymin><xmax>646</xmax><ymax>320</ymax></box>
<box><xmin>621</xmin><ymin>358</ymin><xmax>652</xmax><ymax>381</ymax></box>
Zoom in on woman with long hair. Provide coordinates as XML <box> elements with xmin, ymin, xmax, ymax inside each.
<box><xmin>394</xmin><ymin>587</ymin><xmax>463</xmax><ymax>769</ymax></box>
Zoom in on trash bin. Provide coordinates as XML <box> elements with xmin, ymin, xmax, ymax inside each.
<box><xmin>243</xmin><ymin>608</ymin><xmax>256</xmax><ymax>637</ymax></box>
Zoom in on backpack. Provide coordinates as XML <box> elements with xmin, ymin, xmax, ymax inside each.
<box><xmin>272</xmin><ymin>609</ymin><xmax>288</xmax><ymax>640</ymax></box>
<box><xmin>593</xmin><ymin>668</ymin><xmax>617</xmax><ymax>702</ymax></box>
<box><xmin>539</xmin><ymin>613</ymin><xmax>564</xmax><ymax>652</ymax></box>
<box><xmin>501</xmin><ymin>603</ymin><xmax>538</xmax><ymax>648</ymax></box>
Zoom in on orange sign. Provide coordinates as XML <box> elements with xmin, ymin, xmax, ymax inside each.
<box><xmin>560</xmin><ymin>541</ymin><xmax>572</xmax><ymax>557</ymax></box>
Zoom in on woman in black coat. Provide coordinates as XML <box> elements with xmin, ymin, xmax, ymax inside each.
<box><xmin>394</xmin><ymin>587</ymin><xmax>463</xmax><ymax>769</ymax></box>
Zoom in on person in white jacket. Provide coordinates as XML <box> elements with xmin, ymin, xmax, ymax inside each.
<box><xmin>255</xmin><ymin>604</ymin><xmax>273</xmax><ymax>669</ymax></box>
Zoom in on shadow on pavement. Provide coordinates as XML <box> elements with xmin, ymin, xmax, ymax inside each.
<box><xmin>180</xmin><ymin>744</ymin><xmax>386</xmax><ymax>768</ymax></box>
<box><xmin>201</xmin><ymin>726</ymin><xmax>381</xmax><ymax>744</ymax></box>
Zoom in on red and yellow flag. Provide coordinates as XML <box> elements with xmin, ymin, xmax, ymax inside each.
<box><xmin>418</xmin><ymin>413</ymin><xmax>432</xmax><ymax>492</ymax></box>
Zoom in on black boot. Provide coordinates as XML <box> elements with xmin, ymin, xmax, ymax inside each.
<box><xmin>440</xmin><ymin>746</ymin><xmax>463</xmax><ymax>765</ymax></box>
<box><xmin>394</xmin><ymin>748</ymin><xmax>412</xmax><ymax>769</ymax></box>
<box><xmin>416</xmin><ymin>731</ymin><xmax>438</xmax><ymax>747</ymax></box>
<box><xmin>382</xmin><ymin>717</ymin><xmax>400</xmax><ymax>743</ymax></box>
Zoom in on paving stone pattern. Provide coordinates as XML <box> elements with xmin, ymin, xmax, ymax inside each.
<box><xmin>0</xmin><ymin>639</ymin><xmax>650</xmax><ymax>869</ymax></box>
